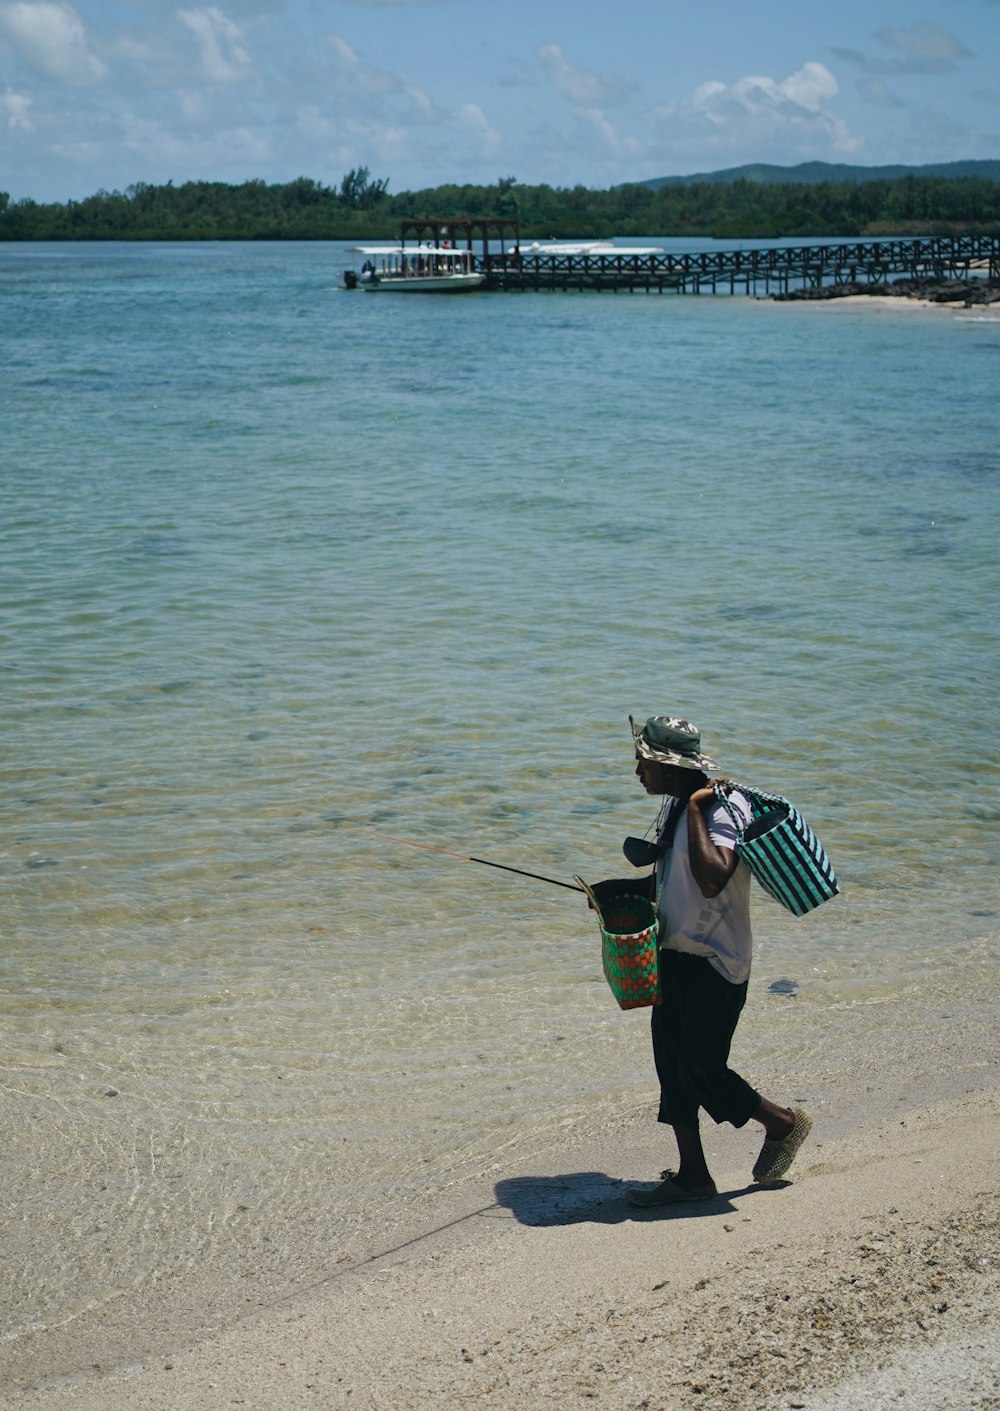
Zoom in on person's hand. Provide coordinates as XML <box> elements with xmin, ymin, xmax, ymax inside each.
<box><xmin>691</xmin><ymin>776</ymin><xmax>732</xmax><ymax>807</ymax></box>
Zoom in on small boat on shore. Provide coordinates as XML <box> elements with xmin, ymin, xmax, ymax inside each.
<box><xmin>341</xmin><ymin>245</ymin><xmax>485</xmax><ymax>293</ymax></box>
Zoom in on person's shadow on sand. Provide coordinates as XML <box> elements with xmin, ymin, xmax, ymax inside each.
<box><xmin>493</xmin><ymin>1173</ymin><xmax>787</xmax><ymax>1226</ymax></box>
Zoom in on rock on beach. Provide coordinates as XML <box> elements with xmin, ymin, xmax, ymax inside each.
<box><xmin>775</xmin><ymin>277</ymin><xmax>1000</xmax><ymax>306</ymax></box>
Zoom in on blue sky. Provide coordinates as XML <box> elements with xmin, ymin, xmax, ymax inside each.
<box><xmin>1</xmin><ymin>0</ymin><xmax>998</xmax><ymax>201</ymax></box>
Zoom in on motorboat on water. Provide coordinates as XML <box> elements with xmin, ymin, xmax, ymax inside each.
<box><xmin>341</xmin><ymin>245</ymin><xmax>485</xmax><ymax>293</ymax></box>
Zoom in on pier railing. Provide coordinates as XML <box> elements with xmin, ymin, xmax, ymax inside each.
<box><xmin>481</xmin><ymin>234</ymin><xmax>1000</xmax><ymax>294</ymax></box>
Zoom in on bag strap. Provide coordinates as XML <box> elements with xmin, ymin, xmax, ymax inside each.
<box><xmin>715</xmin><ymin>780</ymin><xmax>790</xmax><ymax>817</ymax></box>
<box><xmin>740</xmin><ymin>785</ymin><xmax>786</xmax><ymax>811</ymax></box>
<box><xmin>712</xmin><ymin>782</ymin><xmax>748</xmax><ymax>842</ymax></box>
<box><xmin>656</xmin><ymin>796</ymin><xmax>686</xmax><ymax>856</ymax></box>
<box><xmin>574</xmin><ymin>875</ymin><xmax>606</xmax><ymax>925</ymax></box>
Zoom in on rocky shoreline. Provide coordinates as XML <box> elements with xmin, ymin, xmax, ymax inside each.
<box><xmin>775</xmin><ymin>276</ymin><xmax>1000</xmax><ymax>305</ymax></box>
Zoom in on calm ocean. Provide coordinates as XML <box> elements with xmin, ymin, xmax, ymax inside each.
<box><xmin>2</xmin><ymin>240</ymin><xmax>998</xmax><ymax>1382</ymax></box>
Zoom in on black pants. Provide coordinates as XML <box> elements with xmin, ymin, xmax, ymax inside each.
<box><xmin>651</xmin><ymin>950</ymin><xmax>761</xmax><ymax>1129</ymax></box>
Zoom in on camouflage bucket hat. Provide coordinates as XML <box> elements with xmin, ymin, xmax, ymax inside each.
<box><xmin>629</xmin><ymin>715</ymin><xmax>718</xmax><ymax>772</ymax></box>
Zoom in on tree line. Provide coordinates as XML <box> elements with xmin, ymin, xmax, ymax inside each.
<box><xmin>2</xmin><ymin>169</ymin><xmax>999</xmax><ymax>241</ymax></box>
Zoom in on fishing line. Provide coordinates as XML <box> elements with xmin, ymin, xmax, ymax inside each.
<box><xmin>363</xmin><ymin>829</ymin><xmax>585</xmax><ymax>894</ymax></box>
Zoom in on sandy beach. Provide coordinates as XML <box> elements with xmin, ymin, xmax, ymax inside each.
<box><xmin>818</xmin><ymin>293</ymin><xmax>1000</xmax><ymax>316</ymax></box>
<box><xmin>4</xmin><ymin>242</ymin><xmax>999</xmax><ymax>1410</ymax></box>
<box><xmin>10</xmin><ymin>1075</ymin><xmax>998</xmax><ymax>1411</ymax></box>
<box><xmin>767</xmin><ymin>269</ymin><xmax>1000</xmax><ymax>316</ymax></box>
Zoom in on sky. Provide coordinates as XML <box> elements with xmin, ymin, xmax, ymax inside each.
<box><xmin>1</xmin><ymin>0</ymin><xmax>999</xmax><ymax>202</ymax></box>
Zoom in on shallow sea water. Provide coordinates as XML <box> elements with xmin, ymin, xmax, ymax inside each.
<box><xmin>1</xmin><ymin>241</ymin><xmax>998</xmax><ymax>1384</ymax></box>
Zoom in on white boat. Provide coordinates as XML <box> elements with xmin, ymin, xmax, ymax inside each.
<box><xmin>341</xmin><ymin>245</ymin><xmax>484</xmax><ymax>293</ymax></box>
<box><xmin>518</xmin><ymin>240</ymin><xmax>617</xmax><ymax>256</ymax></box>
<box><xmin>516</xmin><ymin>240</ymin><xmax>665</xmax><ymax>257</ymax></box>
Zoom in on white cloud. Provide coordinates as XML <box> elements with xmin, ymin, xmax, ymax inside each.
<box><xmin>311</xmin><ymin>32</ymin><xmax>501</xmax><ymax>162</ymax></box>
<box><xmin>176</xmin><ymin>88</ymin><xmax>207</xmax><ymax>121</ymax></box>
<box><xmin>453</xmin><ymin>101</ymin><xmax>502</xmax><ymax>158</ymax></box>
<box><xmin>833</xmin><ymin>23</ymin><xmax>972</xmax><ymax>76</ymax></box>
<box><xmin>177</xmin><ymin>7</ymin><xmax>254</xmax><ymax>85</ymax></box>
<box><xmin>294</xmin><ymin>102</ymin><xmax>335</xmax><ymax>144</ymax></box>
<box><xmin>857</xmin><ymin>76</ymin><xmax>905</xmax><ymax>109</ymax></box>
<box><xmin>122</xmin><ymin>111</ymin><xmax>270</xmax><ymax>165</ymax></box>
<box><xmin>321</xmin><ymin>32</ymin><xmax>400</xmax><ymax>96</ymax></box>
<box><xmin>537</xmin><ymin>43</ymin><xmax>632</xmax><ymax>108</ymax></box>
<box><xmin>112</xmin><ymin>34</ymin><xmax>157</xmax><ymax>64</ymax></box>
<box><xmin>578</xmin><ymin>106</ymin><xmax>640</xmax><ymax>161</ymax></box>
<box><xmin>1</xmin><ymin>85</ymin><xmax>33</xmax><ymax>128</ymax></box>
<box><xmin>402</xmin><ymin>81</ymin><xmax>439</xmax><ymax>123</ymax></box>
<box><xmin>876</xmin><ymin>22</ymin><xmax>971</xmax><ymax>66</ymax></box>
<box><xmin>99</xmin><ymin>0</ymin><xmax>281</xmax><ymax>18</ymax></box>
<box><xmin>0</xmin><ymin>0</ymin><xmax>107</xmax><ymax>84</ymax></box>
<box><xmin>532</xmin><ymin>40</ymin><xmax>640</xmax><ymax>176</ymax></box>
<box><xmin>652</xmin><ymin>62</ymin><xmax>862</xmax><ymax>162</ymax></box>
<box><xmin>777</xmin><ymin>61</ymin><xmax>837</xmax><ymax>111</ymax></box>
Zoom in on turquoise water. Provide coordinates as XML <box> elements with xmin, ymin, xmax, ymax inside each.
<box><xmin>2</xmin><ymin>241</ymin><xmax>998</xmax><ymax>1381</ymax></box>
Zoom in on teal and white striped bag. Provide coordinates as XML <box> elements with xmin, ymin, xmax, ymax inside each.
<box><xmin>715</xmin><ymin>785</ymin><xmax>839</xmax><ymax>917</ymax></box>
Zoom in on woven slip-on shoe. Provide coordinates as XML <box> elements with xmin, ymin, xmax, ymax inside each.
<box><xmin>626</xmin><ymin>1177</ymin><xmax>717</xmax><ymax>1207</ymax></box>
<box><xmin>752</xmin><ymin>1107</ymin><xmax>813</xmax><ymax>1184</ymax></box>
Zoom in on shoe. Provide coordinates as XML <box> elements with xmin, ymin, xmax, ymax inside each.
<box><xmin>626</xmin><ymin>1176</ymin><xmax>717</xmax><ymax>1207</ymax></box>
<box><xmin>752</xmin><ymin>1107</ymin><xmax>813</xmax><ymax>1184</ymax></box>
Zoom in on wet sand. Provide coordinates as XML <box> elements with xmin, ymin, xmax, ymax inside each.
<box><xmin>11</xmin><ymin>1077</ymin><xmax>998</xmax><ymax>1411</ymax></box>
<box><xmin>791</xmin><ymin>290</ymin><xmax>1000</xmax><ymax>318</ymax></box>
<box><xmin>819</xmin><ymin>293</ymin><xmax>1000</xmax><ymax>315</ymax></box>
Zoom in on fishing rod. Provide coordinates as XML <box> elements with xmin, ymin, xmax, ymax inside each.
<box><xmin>364</xmin><ymin>829</ymin><xmax>585</xmax><ymax>894</ymax></box>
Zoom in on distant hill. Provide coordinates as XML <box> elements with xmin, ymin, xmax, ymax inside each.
<box><xmin>639</xmin><ymin>160</ymin><xmax>1000</xmax><ymax>189</ymax></box>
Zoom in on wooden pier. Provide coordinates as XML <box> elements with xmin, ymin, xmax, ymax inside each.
<box><xmin>396</xmin><ymin>219</ymin><xmax>1000</xmax><ymax>295</ymax></box>
<box><xmin>489</xmin><ymin>234</ymin><xmax>1000</xmax><ymax>295</ymax></box>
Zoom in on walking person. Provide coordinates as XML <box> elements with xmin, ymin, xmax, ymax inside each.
<box><xmin>625</xmin><ymin>714</ymin><xmax>812</xmax><ymax>1207</ymax></box>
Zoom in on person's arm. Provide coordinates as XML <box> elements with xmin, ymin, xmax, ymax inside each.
<box><xmin>686</xmin><ymin>781</ymin><xmax>740</xmax><ymax>898</ymax></box>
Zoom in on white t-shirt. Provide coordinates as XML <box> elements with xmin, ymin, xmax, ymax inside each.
<box><xmin>655</xmin><ymin>790</ymin><xmax>753</xmax><ymax>985</ymax></box>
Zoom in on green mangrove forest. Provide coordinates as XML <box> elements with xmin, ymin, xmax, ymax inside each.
<box><xmin>3</xmin><ymin>167</ymin><xmax>1000</xmax><ymax>241</ymax></box>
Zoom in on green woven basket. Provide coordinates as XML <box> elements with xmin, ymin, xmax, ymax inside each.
<box><xmin>576</xmin><ymin>877</ymin><xmax>660</xmax><ymax>1011</ymax></box>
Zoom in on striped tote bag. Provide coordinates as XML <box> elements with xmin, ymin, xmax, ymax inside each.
<box><xmin>715</xmin><ymin>785</ymin><xmax>839</xmax><ymax>917</ymax></box>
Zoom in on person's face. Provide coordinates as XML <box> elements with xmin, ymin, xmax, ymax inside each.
<box><xmin>635</xmin><ymin>755</ymin><xmax>695</xmax><ymax>797</ymax></box>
